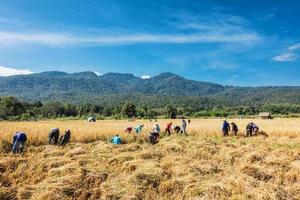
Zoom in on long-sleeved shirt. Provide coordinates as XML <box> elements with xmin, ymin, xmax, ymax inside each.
<box><xmin>13</xmin><ymin>132</ymin><xmax>27</xmax><ymax>144</ymax></box>
<box><xmin>134</xmin><ymin>125</ymin><xmax>143</xmax><ymax>134</ymax></box>
<box><xmin>153</xmin><ymin>125</ymin><xmax>161</xmax><ymax>133</ymax></box>
<box><xmin>111</xmin><ymin>136</ymin><xmax>121</xmax><ymax>144</ymax></box>
<box><xmin>222</xmin><ymin>122</ymin><xmax>230</xmax><ymax>131</ymax></box>
<box><xmin>182</xmin><ymin>120</ymin><xmax>187</xmax><ymax>128</ymax></box>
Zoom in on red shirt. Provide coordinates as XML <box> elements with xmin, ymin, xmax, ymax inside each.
<box><xmin>166</xmin><ymin>122</ymin><xmax>172</xmax><ymax>129</ymax></box>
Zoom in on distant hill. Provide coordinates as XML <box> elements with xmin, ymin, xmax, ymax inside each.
<box><xmin>0</xmin><ymin>71</ymin><xmax>300</xmax><ymax>104</ymax></box>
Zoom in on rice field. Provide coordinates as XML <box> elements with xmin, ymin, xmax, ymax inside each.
<box><xmin>1</xmin><ymin>118</ymin><xmax>300</xmax><ymax>144</ymax></box>
<box><xmin>1</xmin><ymin>118</ymin><xmax>300</xmax><ymax>199</ymax></box>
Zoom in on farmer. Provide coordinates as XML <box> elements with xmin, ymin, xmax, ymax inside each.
<box><xmin>231</xmin><ymin>122</ymin><xmax>238</xmax><ymax>136</ymax></box>
<box><xmin>134</xmin><ymin>124</ymin><xmax>144</xmax><ymax>134</ymax></box>
<box><xmin>111</xmin><ymin>135</ymin><xmax>121</xmax><ymax>144</ymax></box>
<box><xmin>149</xmin><ymin>131</ymin><xmax>160</xmax><ymax>144</ymax></box>
<box><xmin>48</xmin><ymin>128</ymin><xmax>60</xmax><ymax>145</ymax></box>
<box><xmin>153</xmin><ymin>123</ymin><xmax>161</xmax><ymax>134</ymax></box>
<box><xmin>59</xmin><ymin>129</ymin><xmax>71</xmax><ymax>146</ymax></box>
<box><xmin>12</xmin><ymin>131</ymin><xmax>27</xmax><ymax>154</ymax></box>
<box><xmin>182</xmin><ymin>119</ymin><xmax>188</xmax><ymax>135</ymax></box>
<box><xmin>252</xmin><ymin>123</ymin><xmax>259</xmax><ymax>135</ymax></box>
<box><xmin>165</xmin><ymin>121</ymin><xmax>172</xmax><ymax>136</ymax></box>
<box><xmin>124</xmin><ymin>126</ymin><xmax>133</xmax><ymax>134</ymax></box>
<box><xmin>222</xmin><ymin>120</ymin><xmax>230</xmax><ymax>137</ymax></box>
<box><xmin>173</xmin><ymin>125</ymin><xmax>181</xmax><ymax>134</ymax></box>
<box><xmin>246</xmin><ymin>123</ymin><xmax>254</xmax><ymax>137</ymax></box>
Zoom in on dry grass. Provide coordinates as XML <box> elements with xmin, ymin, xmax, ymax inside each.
<box><xmin>1</xmin><ymin>118</ymin><xmax>300</xmax><ymax>199</ymax></box>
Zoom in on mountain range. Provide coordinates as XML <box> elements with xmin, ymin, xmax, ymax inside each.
<box><xmin>0</xmin><ymin>71</ymin><xmax>300</xmax><ymax>104</ymax></box>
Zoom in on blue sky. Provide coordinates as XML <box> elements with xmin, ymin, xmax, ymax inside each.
<box><xmin>0</xmin><ymin>0</ymin><xmax>299</xmax><ymax>86</ymax></box>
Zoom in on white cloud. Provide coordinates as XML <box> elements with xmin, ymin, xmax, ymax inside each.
<box><xmin>272</xmin><ymin>43</ymin><xmax>300</xmax><ymax>62</ymax></box>
<box><xmin>172</xmin><ymin>12</ymin><xmax>258</xmax><ymax>39</ymax></box>
<box><xmin>0</xmin><ymin>30</ymin><xmax>261</xmax><ymax>47</ymax></box>
<box><xmin>288</xmin><ymin>43</ymin><xmax>300</xmax><ymax>51</ymax></box>
<box><xmin>179</xmin><ymin>21</ymin><xmax>246</xmax><ymax>33</ymax></box>
<box><xmin>141</xmin><ymin>75</ymin><xmax>150</xmax><ymax>79</ymax></box>
<box><xmin>272</xmin><ymin>53</ymin><xmax>298</xmax><ymax>62</ymax></box>
<box><xmin>93</xmin><ymin>71</ymin><xmax>101</xmax><ymax>76</ymax></box>
<box><xmin>0</xmin><ymin>66</ymin><xmax>33</xmax><ymax>76</ymax></box>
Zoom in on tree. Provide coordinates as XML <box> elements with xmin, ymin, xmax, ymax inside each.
<box><xmin>41</xmin><ymin>102</ymin><xmax>65</xmax><ymax>117</ymax></box>
<box><xmin>136</xmin><ymin>107</ymin><xmax>146</xmax><ymax>118</ymax></box>
<box><xmin>33</xmin><ymin>101</ymin><xmax>43</xmax><ymax>108</ymax></box>
<box><xmin>122</xmin><ymin>102</ymin><xmax>137</xmax><ymax>118</ymax></box>
<box><xmin>77</xmin><ymin>103</ymin><xmax>92</xmax><ymax>117</ymax></box>
<box><xmin>63</xmin><ymin>103</ymin><xmax>78</xmax><ymax>116</ymax></box>
<box><xmin>165</xmin><ymin>105</ymin><xmax>177</xmax><ymax>119</ymax></box>
<box><xmin>103</xmin><ymin>107</ymin><xmax>112</xmax><ymax>116</ymax></box>
<box><xmin>0</xmin><ymin>96</ymin><xmax>25</xmax><ymax>117</ymax></box>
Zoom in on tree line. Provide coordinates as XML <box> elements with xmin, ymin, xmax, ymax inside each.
<box><xmin>1</xmin><ymin>96</ymin><xmax>300</xmax><ymax>121</ymax></box>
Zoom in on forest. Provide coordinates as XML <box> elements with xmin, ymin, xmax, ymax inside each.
<box><xmin>1</xmin><ymin>96</ymin><xmax>300</xmax><ymax>121</ymax></box>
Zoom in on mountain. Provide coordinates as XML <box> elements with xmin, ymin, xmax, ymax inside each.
<box><xmin>101</xmin><ymin>73</ymin><xmax>141</xmax><ymax>83</ymax></box>
<box><xmin>0</xmin><ymin>71</ymin><xmax>300</xmax><ymax>104</ymax></box>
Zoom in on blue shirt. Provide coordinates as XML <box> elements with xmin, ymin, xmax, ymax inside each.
<box><xmin>135</xmin><ymin>125</ymin><xmax>143</xmax><ymax>134</ymax></box>
<box><xmin>222</xmin><ymin>121</ymin><xmax>230</xmax><ymax>131</ymax></box>
<box><xmin>111</xmin><ymin>136</ymin><xmax>121</xmax><ymax>144</ymax></box>
<box><xmin>13</xmin><ymin>132</ymin><xmax>27</xmax><ymax>143</ymax></box>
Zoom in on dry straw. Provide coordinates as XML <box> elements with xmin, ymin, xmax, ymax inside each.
<box><xmin>1</xmin><ymin>118</ymin><xmax>300</xmax><ymax>199</ymax></box>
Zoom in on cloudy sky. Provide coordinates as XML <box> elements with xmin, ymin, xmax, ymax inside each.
<box><xmin>0</xmin><ymin>0</ymin><xmax>299</xmax><ymax>86</ymax></box>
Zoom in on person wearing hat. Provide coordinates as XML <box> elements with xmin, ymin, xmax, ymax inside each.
<box><xmin>111</xmin><ymin>134</ymin><xmax>122</xmax><ymax>144</ymax></box>
<box><xmin>165</xmin><ymin>121</ymin><xmax>172</xmax><ymax>136</ymax></box>
<box><xmin>222</xmin><ymin>120</ymin><xmax>230</xmax><ymax>137</ymax></box>
<box><xmin>12</xmin><ymin>131</ymin><xmax>27</xmax><ymax>154</ymax></box>
<box><xmin>59</xmin><ymin>129</ymin><xmax>71</xmax><ymax>146</ymax></box>
<box><xmin>181</xmin><ymin>119</ymin><xmax>188</xmax><ymax>135</ymax></box>
<box><xmin>152</xmin><ymin>123</ymin><xmax>161</xmax><ymax>134</ymax></box>
<box><xmin>48</xmin><ymin>128</ymin><xmax>60</xmax><ymax>145</ymax></box>
<box><xmin>230</xmin><ymin>122</ymin><xmax>238</xmax><ymax>136</ymax></box>
<box><xmin>134</xmin><ymin>124</ymin><xmax>144</xmax><ymax>134</ymax></box>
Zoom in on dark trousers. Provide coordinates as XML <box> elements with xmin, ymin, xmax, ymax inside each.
<box><xmin>246</xmin><ymin>129</ymin><xmax>252</xmax><ymax>137</ymax></box>
<box><xmin>174</xmin><ymin>127</ymin><xmax>180</xmax><ymax>134</ymax></box>
<box><xmin>149</xmin><ymin>133</ymin><xmax>159</xmax><ymax>144</ymax></box>
<box><xmin>48</xmin><ymin>135</ymin><xmax>59</xmax><ymax>145</ymax></box>
<box><xmin>12</xmin><ymin>141</ymin><xmax>24</xmax><ymax>154</ymax></box>
<box><xmin>223</xmin><ymin>129</ymin><xmax>229</xmax><ymax>136</ymax></box>
<box><xmin>233</xmin><ymin>129</ymin><xmax>238</xmax><ymax>136</ymax></box>
<box><xmin>165</xmin><ymin>128</ymin><xmax>171</xmax><ymax>136</ymax></box>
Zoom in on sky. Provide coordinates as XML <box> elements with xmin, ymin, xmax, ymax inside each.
<box><xmin>0</xmin><ymin>0</ymin><xmax>299</xmax><ymax>86</ymax></box>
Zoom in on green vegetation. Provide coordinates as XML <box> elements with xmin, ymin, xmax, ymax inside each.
<box><xmin>1</xmin><ymin>71</ymin><xmax>300</xmax><ymax>105</ymax></box>
<box><xmin>1</xmin><ymin>71</ymin><xmax>300</xmax><ymax>120</ymax></box>
<box><xmin>1</xmin><ymin>96</ymin><xmax>300</xmax><ymax>120</ymax></box>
